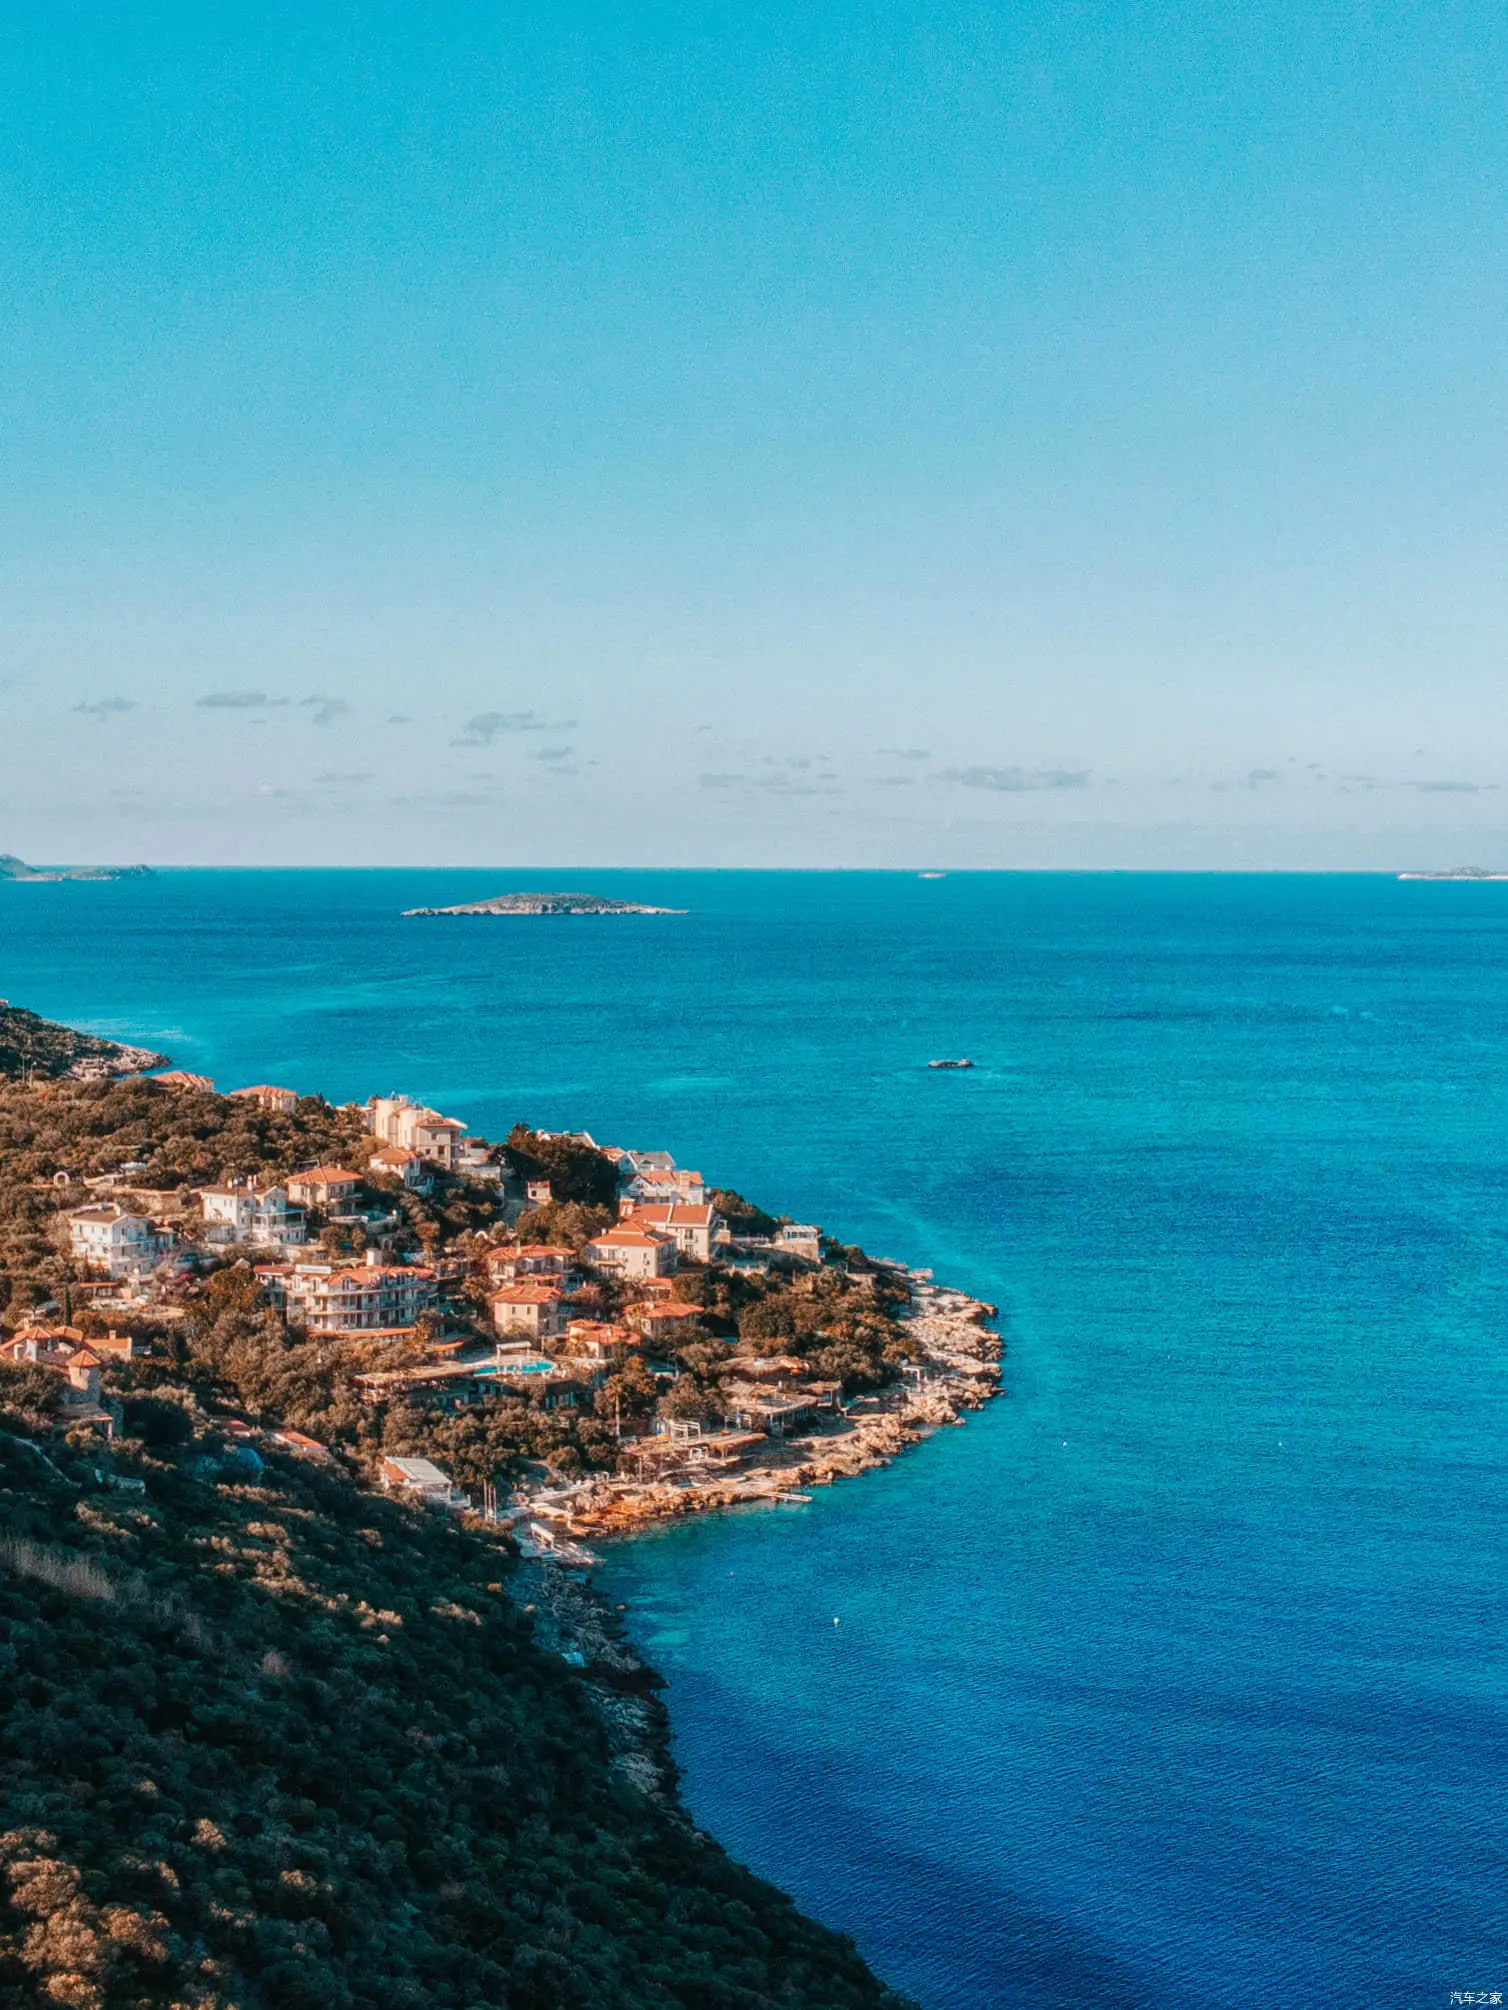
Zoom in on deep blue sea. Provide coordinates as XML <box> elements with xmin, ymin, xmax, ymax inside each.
<box><xmin>3</xmin><ymin>869</ymin><xmax>1504</xmax><ymax>2008</ymax></box>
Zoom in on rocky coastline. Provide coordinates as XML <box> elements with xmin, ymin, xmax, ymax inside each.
<box><xmin>0</xmin><ymin>1002</ymin><xmax>168</xmax><ymax>1082</ymax></box>
<box><xmin>505</xmin><ymin>1279</ymin><xmax>1001</xmax><ymax>1683</ymax></box>
<box><xmin>500</xmin><ymin>1276</ymin><xmax>1000</xmax><ymax>1858</ymax></box>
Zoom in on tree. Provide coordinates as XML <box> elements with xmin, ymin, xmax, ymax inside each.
<box><xmin>512</xmin><ymin>1201</ymin><xmax>613</xmax><ymax>1249</ymax></box>
<box><xmin>708</xmin><ymin>1188</ymin><xmax>778</xmax><ymax>1238</ymax></box>
<box><xmin>504</xmin><ymin>1127</ymin><xmax>618</xmax><ymax>1208</ymax></box>
<box><xmin>596</xmin><ymin>1359</ymin><xmax>658</xmax><ymax>1425</ymax></box>
<box><xmin>659</xmin><ymin>1379</ymin><xmax>715</xmax><ymax>1423</ymax></box>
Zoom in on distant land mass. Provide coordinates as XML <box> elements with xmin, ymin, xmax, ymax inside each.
<box><xmin>1397</xmin><ymin>865</ymin><xmax>1508</xmax><ymax>881</ymax></box>
<box><xmin>403</xmin><ymin>891</ymin><xmax>686</xmax><ymax>916</ymax></box>
<box><xmin>0</xmin><ymin>1001</ymin><xmax>167</xmax><ymax>1080</ymax></box>
<box><xmin>0</xmin><ymin>853</ymin><xmax>154</xmax><ymax>883</ymax></box>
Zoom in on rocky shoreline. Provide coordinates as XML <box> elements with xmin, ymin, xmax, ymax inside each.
<box><xmin>506</xmin><ymin>1278</ymin><xmax>1001</xmax><ymax>1690</ymax></box>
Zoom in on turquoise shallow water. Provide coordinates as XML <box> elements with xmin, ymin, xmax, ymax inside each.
<box><xmin>3</xmin><ymin>869</ymin><xmax>1505</xmax><ymax>2007</ymax></box>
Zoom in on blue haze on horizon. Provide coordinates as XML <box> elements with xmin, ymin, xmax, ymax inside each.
<box><xmin>3</xmin><ymin>0</ymin><xmax>1508</xmax><ymax>869</ymax></box>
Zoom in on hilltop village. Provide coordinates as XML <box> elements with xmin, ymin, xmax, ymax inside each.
<box><xmin>0</xmin><ymin>1064</ymin><xmax>999</xmax><ymax>1553</ymax></box>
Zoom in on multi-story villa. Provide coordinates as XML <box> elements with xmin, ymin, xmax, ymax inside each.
<box><xmin>65</xmin><ymin>1203</ymin><xmax>172</xmax><ymax>1279</ymax></box>
<box><xmin>618</xmin><ymin>1200</ymin><xmax>721</xmax><ymax>1263</ymax></box>
<box><xmin>482</xmin><ymin>1243</ymin><xmax>577</xmax><ymax>1285</ymax></box>
<box><xmin>583</xmin><ymin>1224</ymin><xmax>678</xmax><ymax>1280</ymax></box>
<box><xmin>367</xmin><ymin>1143</ymin><xmax>427</xmax><ymax>1189</ymax></box>
<box><xmin>366</xmin><ymin>1095</ymin><xmax>469</xmax><ymax>1170</ymax></box>
<box><xmin>257</xmin><ymin>1252</ymin><xmax>437</xmax><ymax>1334</ymax></box>
<box><xmin>227</xmin><ymin>1084</ymin><xmax>299</xmax><ymax>1114</ymax></box>
<box><xmin>199</xmin><ymin>1181</ymin><xmax>308</xmax><ymax>1247</ymax></box>
<box><xmin>491</xmin><ymin>1281</ymin><xmax>568</xmax><ymax>1342</ymax></box>
<box><xmin>286</xmin><ymin>1166</ymin><xmax>362</xmax><ymax>1209</ymax></box>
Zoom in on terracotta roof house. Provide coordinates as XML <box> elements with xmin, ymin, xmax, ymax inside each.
<box><xmin>286</xmin><ymin>1167</ymin><xmax>361</xmax><ymax>1207</ymax></box>
<box><xmin>620</xmin><ymin>1201</ymin><xmax>721</xmax><ymax>1263</ymax></box>
<box><xmin>482</xmin><ymin>1243</ymin><xmax>577</xmax><ymax>1283</ymax></box>
<box><xmin>259</xmin><ymin>1253</ymin><xmax>437</xmax><ymax>1334</ymax></box>
<box><xmin>625</xmin><ymin>1301</ymin><xmax>707</xmax><ymax>1342</ymax></box>
<box><xmin>367</xmin><ymin>1143</ymin><xmax>427</xmax><ymax>1188</ymax></box>
<box><xmin>564</xmin><ymin>1319</ymin><xmax>635</xmax><ymax>1364</ymax></box>
<box><xmin>491</xmin><ymin>1281</ymin><xmax>568</xmax><ymax>1341</ymax></box>
<box><xmin>584</xmin><ymin>1225</ymin><xmax>678</xmax><ymax>1281</ymax></box>
<box><xmin>229</xmin><ymin>1084</ymin><xmax>298</xmax><ymax>1113</ymax></box>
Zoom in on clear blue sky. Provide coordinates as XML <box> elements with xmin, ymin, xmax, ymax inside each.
<box><xmin>4</xmin><ymin>0</ymin><xmax>1506</xmax><ymax>867</ymax></box>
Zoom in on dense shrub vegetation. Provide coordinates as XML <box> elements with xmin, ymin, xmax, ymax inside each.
<box><xmin>0</xmin><ymin>1388</ymin><xmax>911</xmax><ymax>2009</ymax></box>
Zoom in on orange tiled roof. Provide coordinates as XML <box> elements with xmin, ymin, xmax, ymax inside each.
<box><xmin>321</xmin><ymin>1264</ymin><xmax>434</xmax><ymax>1287</ymax></box>
<box><xmin>628</xmin><ymin>1202</ymin><xmax>715</xmax><ymax>1228</ymax></box>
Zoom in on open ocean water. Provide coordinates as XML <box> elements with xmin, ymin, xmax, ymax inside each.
<box><xmin>3</xmin><ymin>868</ymin><xmax>1504</xmax><ymax>2008</ymax></box>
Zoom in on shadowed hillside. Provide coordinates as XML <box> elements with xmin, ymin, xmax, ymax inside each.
<box><xmin>0</xmin><ymin>1384</ymin><xmax>911</xmax><ymax>2010</ymax></box>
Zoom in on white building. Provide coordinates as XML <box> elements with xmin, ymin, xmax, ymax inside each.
<box><xmin>454</xmin><ymin>1137</ymin><xmax>502</xmax><ymax>1182</ymax></box>
<box><xmin>257</xmin><ymin>1251</ymin><xmax>438</xmax><ymax>1334</ymax></box>
<box><xmin>367</xmin><ymin>1144</ymin><xmax>428</xmax><ymax>1189</ymax></box>
<box><xmin>379</xmin><ymin>1456</ymin><xmax>469</xmax><ymax>1510</ymax></box>
<box><xmin>199</xmin><ymin>1182</ymin><xmax>308</xmax><ymax>1248</ymax></box>
<box><xmin>66</xmin><ymin>1204</ymin><xmax>171</xmax><ymax>1280</ymax></box>
<box><xmin>775</xmin><ymin>1224</ymin><xmax>824</xmax><ymax>1263</ymax></box>
<box><xmin>623</xmin><ymin>1166</ymin><xmax>707</xmax><ymax>1205</ymax></box>
<box><xmin>366</xmin><ymin>1095</ymin><xmax>469</xmax><ymax>1170</ymax></box>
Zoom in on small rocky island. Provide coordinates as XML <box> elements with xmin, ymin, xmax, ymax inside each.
<box><xmin>1397</xmin><ymin>864</ymin><xmax>1508</xmax><ymax>881</ymax></box>
<box><xmin>404</xmin><ymin>891</ymin><xmax>686</xmax><ymax>916</ymax></box>
<box><xmin>0</xmin><ymin>853</ymin><xmax>154</xmax><ymax>883</ymax></box>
